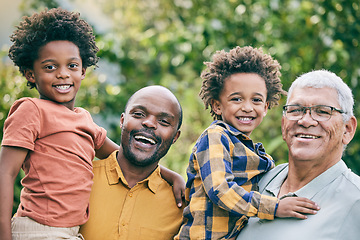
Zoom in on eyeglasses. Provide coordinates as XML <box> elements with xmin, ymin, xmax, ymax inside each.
<box><xmin>283</xmin><ymin>105</ymin><xmax>345</xmax><ymax>121</ymax></box>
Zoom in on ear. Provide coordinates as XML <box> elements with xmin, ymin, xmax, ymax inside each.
<box><xmin>263</xmin><ymin>102</ymin><xmax>269</xmax><ymax>117</ymax></box>
<box><xmin>281</xmin><ymin>116</ymin><xmax>286</xmax><ymax>141</ymax></box>
<box><xmin>24</xmin><ymin>69</ymin><xmax>36</xmax><ymax>83</ymax></box>
<box><xmin>81</xmin><ymin>68</ymin><xmax>86</xmax><ymax>80</ymax></box>
<box><xmin>211</xmin><ymin>99</ymin><xmax>222</xmax><ymax>115</ymax></box>
<box><xmin>119</xmin><ymin>113</ymin><xmax>125</xmax><ymax>128</ymax></box>
<box><xmin>343</xmin><ymin>116</ymin><xmax>357</xmax><ymax>145</ymax></box>
<box><xmin>172</xmin><ymin>130</ymin><xmax>181</xmax><ymax>144</ymax></box>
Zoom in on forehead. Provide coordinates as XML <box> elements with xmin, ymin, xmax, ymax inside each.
<box><xmin>288</xmin><ymin>86</ymin><xmax>340</xmax><ymax>107</ymax></box>
<box><xmin>37</xmin><ymin>40</ymin><xmax>80</xmax><ymax>59</ymax></box>
<box><xmin>221</xmin><ymin>73</ymin><xmax>267</xmax><ymax>97</ymax></box>
<box><xmin>126</xmin><ymin>89</ymin><xmax>180</xmax><ymax>117</ymax></box>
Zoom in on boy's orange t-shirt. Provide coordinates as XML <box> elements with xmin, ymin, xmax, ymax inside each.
<box><xmin>1</xmin><ymin>98</ymin><xmax>107</xmax><ymax>227</ymax></box>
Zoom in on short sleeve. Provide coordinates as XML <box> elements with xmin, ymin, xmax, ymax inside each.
<box><xmin>2</xmin><ymin>98</ymin><xmax>40</xmax><ymax>150</ymax></box>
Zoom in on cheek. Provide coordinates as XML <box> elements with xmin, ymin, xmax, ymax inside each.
<box><xmin>281</xmin><ymin>120</ymin><xmax>292</xmax><ymax>141</ymax></box>
<box><xmin>326</xmin><ymin>123</ymin><xmax>344</xmax><ymax>141</ymax></box>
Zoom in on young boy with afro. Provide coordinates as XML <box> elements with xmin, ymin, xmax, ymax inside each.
<box><xmin>0</xmin><ymin>8</ymin><xmax>183</xmax><ymax>240</ymax></box>
<box><xmin>175</xmin><ymin>46</ymin><xmax>319</xmax><ymax>239</ymax></box>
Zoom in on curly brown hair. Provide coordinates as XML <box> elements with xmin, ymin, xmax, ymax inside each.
<box><xmin>199</xmin><ymin>46</ymin><xmax>286</xmax><ymax>120</ymax></box>
<box><xmin>8</xmin><ymin>8</ymin><xmax>99</xmax><ymax>89</ymax></box>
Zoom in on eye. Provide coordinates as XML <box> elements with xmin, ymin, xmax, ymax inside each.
<box><xmin>287</xmin><ymin>106</ymin><xmax>303</xmax><ymax>114</ymax></box>
<box><xmin>252</xmin><ymin>97</ymin><xmax>264</xmax><ymax>103</ymax></box>
<box><xmin>131</xmin><ymin>111</ymin><xmax>145</xmax><ymax>118</ymax></box>
<box><xmin>230</xmin><ymin>97</ymin><xmax>242</xmax><ymax>102</ymax></box>
<box><xmin>314</xmin><ymin>106</ymin><xmax>331</xmax><ymax>115</ymax></box>
<box><xmin>159</xmin><ymin>119</ymin><xmax>171</xmax><ymax>126</ymax></box>
<box><xmin>69</xmin><ymin>63</ymin><xmax>79</xmax><ymax>69</ymax></box>
<box><xmin>44</xmin><ymin>65</ymin><xmax>56</xmax><ymax>70</ymax></box>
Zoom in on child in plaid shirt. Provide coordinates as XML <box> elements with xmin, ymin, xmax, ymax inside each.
<box><xmin>175</xmin><ymin>46</ymin><xmax>319</xmax><ymax>239</ymax></box>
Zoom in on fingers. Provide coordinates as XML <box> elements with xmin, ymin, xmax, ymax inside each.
<box><xmin>295</xmin><ymin>197</ymin><xmax>320</xmax><ymax>212</ymax></box>
<box><xmin>276</xmin><ymin>197</ymin><xmax>320</xmax><ymax>219</ymax></box>
<box><xmin>173</xmin><ymin>185</ymin><xmax>185</xmax><ymax>208</ymax></box>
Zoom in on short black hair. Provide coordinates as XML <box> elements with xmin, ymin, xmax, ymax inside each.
<box><xmin>8</xmin><ymin>8</ymin><xmax>99</xmax><ymax>88</ymax></box>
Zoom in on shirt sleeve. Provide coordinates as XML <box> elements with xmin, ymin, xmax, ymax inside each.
<box><xmin>194</xmin><ymin>127</ymin><xmax>278</xmax><ymax>219</ymax></box>
<box><xmin>82</xmin><ymin>109</ymin><xmax>107</xmax><ymax>150</ymax></box>
<box><xmin>2</xmin><ymin>98</ymin><xmax>40</xmax><ymax>150</ymax></box>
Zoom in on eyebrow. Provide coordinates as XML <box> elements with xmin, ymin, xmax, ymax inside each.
<box><xmin>131</xmin><ymin>105</ymin><xmax>175</xmax><ymax>120</ymax></box>
<box><xmin>40</xmin><ymin>57</ymin><xmax>81</xmax><ymax>64</ymax></box>
<box><xmin>228</xmin><ymin>92</ymin><xmax>265</xmax><ymax>98</ymax></box>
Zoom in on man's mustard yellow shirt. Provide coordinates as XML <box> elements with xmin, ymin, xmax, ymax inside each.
<box><xmin>80</xmin><ymin>151</ymin><xmax>183</xmax><ymax>240</ymax></box>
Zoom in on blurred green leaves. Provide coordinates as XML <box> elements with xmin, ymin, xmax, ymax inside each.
<box><xmin>2</xmin><ymin>0</ymin><xmax>360</xmax><ymax>214</ymax></box>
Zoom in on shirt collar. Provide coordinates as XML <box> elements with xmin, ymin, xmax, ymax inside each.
<box><xmin>213</xmin><ymin>120</ymin><xmax>251</xmax><ymax>140</ymax></box>
<box><xmin>265</xmin><ymin>160</ymin><xmax>348</xmax><ymax>199</ymax></box>
<box><xmin>105</xmin><ymin>150</ymin><xmax>163</xmax><ymax>194</ymax></box>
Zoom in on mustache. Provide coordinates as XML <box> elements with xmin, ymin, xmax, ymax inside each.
<box><xmin>130</xmin><ymin>128</ymin><xmax>162</xmax><ymax>144</ymax></box>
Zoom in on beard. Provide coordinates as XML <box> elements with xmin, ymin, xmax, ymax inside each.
<box><xmin>121</xmin><ymin>127</ymin><xmax>174</xmax><ymax>167</ymax></box>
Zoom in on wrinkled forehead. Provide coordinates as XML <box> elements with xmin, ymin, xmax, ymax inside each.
<box><xmin>287</xmin><ymin>86</ymin><xmax>340</xmax><ymax>107</ymax></box>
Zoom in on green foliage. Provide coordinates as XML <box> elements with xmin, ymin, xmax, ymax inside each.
<box><xmin>2</xmin><ymin>0</ymin><xmax>360</xmax><ymax>213</ymax></box>
<box><xmin>91</xmin><ymin>0</ymin><xmax>360</xmax><ymax>175</ymax></box>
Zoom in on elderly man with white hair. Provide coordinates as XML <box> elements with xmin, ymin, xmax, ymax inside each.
<box><xmin>237</xmin><ymin>70</ymin><xmax>360</xmax><ymax>240</ymax></box>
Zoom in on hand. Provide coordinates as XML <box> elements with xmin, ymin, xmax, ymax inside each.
<box><xmin>172</xmin><ymin>176</ymin><xmax>186</xmax><ymax>208</ymax></box>
<box><xmin>159</xmin><ymin>165</ymin><xmax>185</xmax><ymax>207</ymax></box>
<box><xmin>275</xmin><ymin>196</ymin><xmax>320</xmax><ymax>219</ymax></box>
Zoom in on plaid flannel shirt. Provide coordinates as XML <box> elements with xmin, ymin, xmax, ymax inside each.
<box><xmin>176</xmin><ymin>121</ymin><xmax>279</xmax><ymax>239</ymax></box>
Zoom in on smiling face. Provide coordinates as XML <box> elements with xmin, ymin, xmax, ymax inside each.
<box><xmin>119</xmin><ymin>86</ymin><xmax>181</xmax><ymax>168</ymax></box>
<box><xmin>25</xmin><ymin>40</ymin><xmax>85</xmax><ymax>110</ymax></box>
<box><xmin>212</xmin><ymin>73</ymin><xmax>268</xmax><ymax>136</ymax></box>
<box><xmin>282</xmin><ymin>86</ymin><xmax>354</xmax><ymax>168</ymax></box>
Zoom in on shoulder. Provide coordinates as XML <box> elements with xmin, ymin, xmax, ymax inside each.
<box><xmin>342</xmin><ymin>169</ymin><xmax>360</xmax><ymax>195</ymax></box>
<box><xmin>193</xmin><ymin>122</ymin><xmax>230</xmax><ymax>150</ymax></box>
<box><xmin>10</xmin><ymin>97</ymin><xmax>36</xmax><ymax>109</ymax></box>
<box><xmin>258</xmin><ymin>163</ymin><xmax>288</xmax><ymax>192</ymax></box>
<box><xmin>201</xmin><ymin>121</ymin><xmax>227</xmax><ymax>135</ymax></box>
<box><xmin>10</xmin><ymin>98</ymin><xmax>65</xmax><ymax>114</ymax></box>
<box><xmin>7</xmin><ymin>97</ymin><xmax>41</xmax><ymax>119</ymax></box>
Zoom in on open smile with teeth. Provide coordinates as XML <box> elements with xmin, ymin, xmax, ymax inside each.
<box><xmin>54</xmin><ymin>84</ymin><xmax>72</xmax><ymax>90</ymax></box>
<box><xmin>237</xmin><ymin>117</ymin><xmax>254</xmax><ymax>121</ymax></box>
<box><xmin>296</xmin><ymin>134</ymin><xmax>320</xmax><ymax>139</ymax></box>
<box><xmin>134</xmin><ymin>135</ymin><xmax>157</xmax><ymax>145</ymax></box>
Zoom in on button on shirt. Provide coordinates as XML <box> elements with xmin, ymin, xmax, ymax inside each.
<box><xmin>176</xmin><ymin>121</ymin><xmax>279</xmax><ymax>239</ymax></box>
<box><xmin>79</xmin><ymin>151</ymin><xmax>184</xmax><ymax>240</ymax></box>
<box><xmin>237</xmin><ymin>160</ymin><xmax>360</xmax><ymax>240</ymax></box>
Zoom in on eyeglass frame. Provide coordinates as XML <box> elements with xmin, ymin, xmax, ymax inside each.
<box><xmin>282</xmin><ymin>104</ymin><xmax>345</xmax><ymax>121</ymax></box>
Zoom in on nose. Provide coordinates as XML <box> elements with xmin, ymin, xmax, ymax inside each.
<box><xmin>297</xmin><ymin>109</ymin><xmax>318</xmax><ymax>127</ymax></box>
<box><xmin>142</xmin><ymin>115</ymin><xmax>157</xmax><ymax>129</ymax></box>
<box><xmin>57</xmin><ymin>67</ymin><xmax>70</xmax><ymax>79</ymax></box>
<box><xmin>241</xmin><ymin>100</ymin><xmax>253</xmax><ymax>112</ymax></box>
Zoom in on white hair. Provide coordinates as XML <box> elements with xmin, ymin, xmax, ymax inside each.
<box><xmin>287</xmin><ymin>69</ymin><xmax>354</xmax><ymax>122</ymax></box>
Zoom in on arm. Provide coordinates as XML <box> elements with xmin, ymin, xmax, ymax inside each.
<box><xmin>159</xmin><ymin>165</ymin><xmax>185</xmax><ymax>207</ymax></box>
<box><xmin>0</xmin><ymin>146</ymin><xmax>28</xmax><ymax>240</ymax></box>
<box><xmin>199</xmin><ymin>130</ymin><xmax>318</xmax><ymax>220</ymax></box>
<box><xmin>95</xmin><ymin>137</ymin><xmax>119</xmax><ymax>159</ymax></box>
<box><xmin>196</xmin><ymin>128</ymin><xmax>278</xmax><ymax>219</ymax></box>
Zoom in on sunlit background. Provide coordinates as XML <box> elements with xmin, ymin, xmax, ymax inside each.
<box><xmin>1</xmin><ymin>0</ymin><xmax>359</xmax><ymax>214</ymax></box>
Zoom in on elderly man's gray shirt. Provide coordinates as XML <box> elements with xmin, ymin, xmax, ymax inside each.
<box><xmin>237</xmin><ymin>160</ymin><xmax>360</xmax><ymax>240</ymax></box>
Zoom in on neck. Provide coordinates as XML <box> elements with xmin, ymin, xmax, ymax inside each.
<box><xmin>39</xmin><ymin>96</ymin><xmax>75</xmax><ymax>110</ymax></box>
<box><xmin>279</xmin><ymin>157</ymin><xmax>340</xmax><ymax>197</ymax></box>
<box><xmin>116</xmin><ymin>149</ymin><xmax>158</xmax><ymax>188</ymax></box>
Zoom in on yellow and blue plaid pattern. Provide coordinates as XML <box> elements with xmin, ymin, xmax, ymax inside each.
<box><xmin>177</xmin><ymin>121</ymin><xmax>279</xmax><ymax>239</ymax></box>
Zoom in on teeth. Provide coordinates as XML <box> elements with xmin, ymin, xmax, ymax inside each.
<box><xmin>134</xmin><ymin>135</ymin><xmax>156</xmax><ymax>144</ymax></box>
<box><xmin>298</xmin><ymin>134</ymin><xmax>319</xmax><ymax>139</ymax></box>
<box><xmin>238</xmin><ymin>117</ymin><xmax>252</xmax><ymax>121</ymax></box>
<box><xmin>55</xmin><ymin>85</ymin><xmax>71</xmax><ymax>90</ymax></box>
